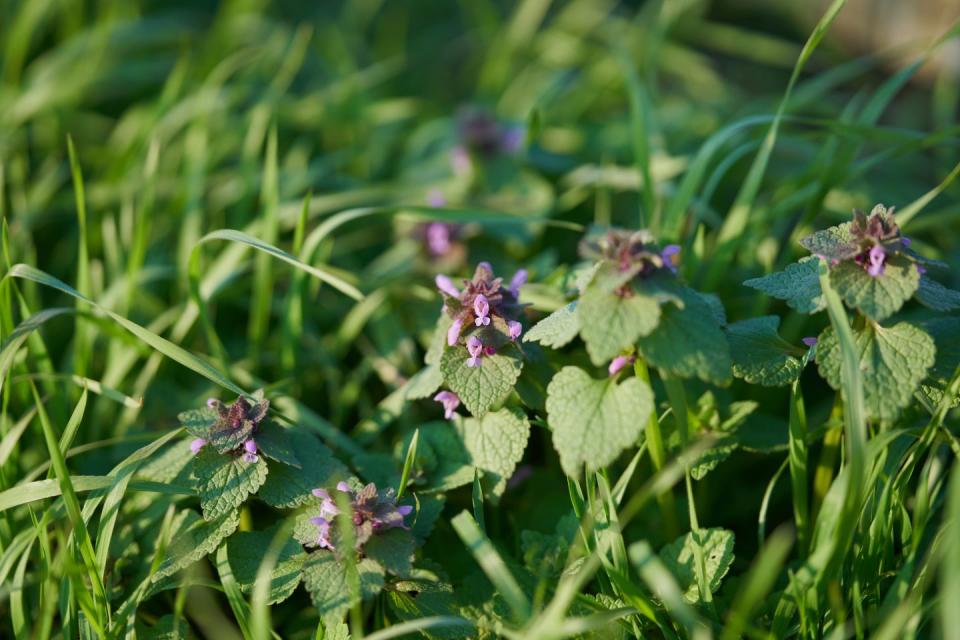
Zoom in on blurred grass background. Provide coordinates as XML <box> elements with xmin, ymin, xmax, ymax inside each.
<box><xmin>1</xmin><ymin>0</ymin><xmax>959</xmax><ymax>635</ymax></box>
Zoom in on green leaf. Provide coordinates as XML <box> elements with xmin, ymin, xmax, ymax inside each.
<box><xmin>404</xmin><ymin>364</ymin><xmax>444</xmax><ymax>401</ymax></box>
<box><xmin>455</xmin><ymin>407</ymin><xmax>531</xmax><ymax>499</ymax></box>
<box><xmin>177</xmin><ymin>408</ymin><xmax>217</xmax><ymax>439</ymax></box>
<box><xmin>135</xmin><ymin>614</ymin><xmax>191</xmax><ymax>639</ymax></box>
<box><xmin>743</xmin><ymin>257</ymin><xmax>825</xmax><ymax>314</ymax></box>
<box><xmin>637</xmin><ymin>286</ymin><xmax>732</xmax><ymax>384</ymax></box>
<box><xmin>226</xmin><ymin>528</ymin><xmax>306</xmax><ymax>604</ymax></box>
<box><xmin>799</xmin><ymin>223</ymin><xmax>858</xmax><ymax>262</ymax></box>
<box><xmin>426</xmin><ymin>314</ymin><xmax>453</xmax><ymax>366</ymax></box>
<box><xmin>258</xmin><ymin>429</ymin><xmax>348</xmax><ymax>509</ymax></box>
<box><xmin>152</xmin><ymin>509</ymin><xmax>239</xmax><ymax>581</ymax></box>
<box><xmin>829</xmin><ymin>258</ymin><xmax>920</xmax><ymax>321</ymax></box>
<box><xmin>364</xmin><ymin>528</ymin><xmax>417</xmax><ymax>577</ymax></box>
<box><xmin>193</xmin><ymin>449</ymin><xmax>268</xmax><ymax>520</ymax></box>
<box><xmin>916</xmin><ymin>276</ymin><xmax>960</xmax><ymax>312</ymax></box>
<box><xmin>523</xmin><ymin>302</ymin><xmax>581</xmax><ymax>349</ymax></box>
<box><xmin>254</xmin><ymin>421</ymin><xmax>300</xmax><ymax>468</ymax></box>
<box><xmin>545</xmin><ymin>366</ymin><xmax>653</xmax><ymax>477</ymax></box>
<box><xmin>301</xmin><ymin>553</ymin><xmax>384</xmax><ymax>618</ymax></box>
<box><xmin>659</xmin><ymin>528</ymin><xmax>735</xmax><ymax>603</ymax></box>
<box><xmin>440</xmin><ymin>340</ymin><xmax>523</xmax><ymax>417</ymax></box>
<box><xmin>924</xmin><ymin>318</ymin><xmax>960</xmax><ymax>385</ymax></box>
<box><xmin>816</xmin><ymin>321</ymin><xmax>935</xmax><ymax>421</ymax></box>
<box><xmin>727</xmin><ymin>316</ymin><xmax>804</xmax><ymax>387</ymax></box>
<box><xmin>387</xmin><ymin>577</ymin><xmax>471</xmax><ymax>639</ymax></box>
<box><xmin>196</xmin><ymin>228</ymin><xmax>363</xmax><ymax>300</ymax></box>
<box><xmin>578</xmin><ymin>281</ymin><xmax>661</xmax><ymax>366</ymax></box>
<box><xmin>408</xmin><ymin>422</ymin><xmax>473</xmax><ymax>493</ymax></box>
<box><xmin>411</xmin><ymin>495</ymin><xmax>446</xmax><ymax>542</ymax></box>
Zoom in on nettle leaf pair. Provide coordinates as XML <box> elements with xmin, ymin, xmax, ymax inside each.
<box><xmin>747</xmin><ymin>205</ymin><xmax>960</xmax><ymax>420</ymax></box>
<box><xmin>179</xmin><ymin>392</ymin><xmax>345</xmax><ymax>519</ymax></box>
<box><xmin>526</xmin><ymin>227</ymin><xmax>733</xmax><ymax>476</ymax></box>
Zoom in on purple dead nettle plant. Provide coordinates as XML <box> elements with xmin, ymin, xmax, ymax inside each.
<box><xmin>436</xmin><ymin>262</ymin><xmax>527</xmax><ymax>367</ymax></box>
<box><xmin>846</xmin><ymin>206</ymin><xmax>911</xmax><ymax>277</ymax></box>
<box><xmin>429</xmin><ymin>262</ymin><xmax>527</xmax><ymax>419</ymax></box>
<box><xmin>187</xmin><ymin>394</ymin><xmax>269</xmax><ymax>463</ymax></box>
<box><xmin>307</xmin><ymin>481</ymin><xmax>413</xmax><ymax>551</ymax></box>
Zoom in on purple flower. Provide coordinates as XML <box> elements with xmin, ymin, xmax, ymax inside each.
<box><xmin>918</xmin><ymin>265</ymin><xmax>927</xmax><ymax>275</ymax></box>
<box><xmin>608</xmin><ymin>355</ymin><xmax>636</xmax><ymax>376</ymax></box>
<box><xmin>802</xmin><ymin>337</ymin><xmax>818</xmax><ymax>347</ymax></box>
<box><xmin>242</xmin><ymin>438</ymin><xmax>258</xmax><ymax>463</ymax></box>
<box><xmin>190</xmin><ymin>438</ymin><xmax>207</xmax><ymax>454</ymax></box>
<box><xmin>509</xmin><ymin>269</ymin><xmax>527</xmax><ymax>297</ymax></box>
<box><xmin>206</xmin><ymin>398</ymin><xmax>218</xmax><ymax>408</ymax></box>
<box><xmin>508</xmin><ymin>320</ymin><xmax>522</xmax><ymax>341</ymax></box>
<box><xmin>500</xmin><ymin>125</ymin><xmax>525</xmax><ymax>154</ymax></box>
<box><xmin>901</xmin><ymin>236</ymin><xmax>912</xmax><ymax>248</ymax></box>
<box><xmin>467</xmin><ymin>335</ymin><xmax>484</xmax><ymax>367</ymax></box>
<box><xmin>436</xmin><ymin>274</ymin><xmax>461</xmax><ymax>298</ymax></box>
<box><xmin>451</xmin><ymin>145</ymin><xmax>472</xmax><ymax>175</ymax></box>
<box><xmin>867</xmin><ymin>245</ymin><xmax>886</xmax><ymax>277</ymax></box>
<box><xmin>447</xmin><ymin>317</ymin><xmax>464</xmax><ymax>346</ymax></box>
<box><xmin>506</xmin><ymin>464</ymin><xmax>534</xmax><ymax>491</ymax></box>
<box><xmin>661</xmin><ymin>245</ymin><xmax>681</xmax><ymax>273</ymax></box>
<box><xmin>434</xmin><ymin>390</ymin><xmax>461</xmax><ymax>419</ymax></box>
<box><xmin>312</xmin><ymin>488</ymin><xmax>340</xmax><ymax>520</ymax></box>
<box><xmin>309</xmin><ymin>517</ymin><xmax>335</xmax><ymax>550</ymax></box>
<box><xmin>427</xmin><ymin>189</ymin><xmax>447</xmax><ymax>207</ymax></box>
<box><xmin>474</xmin><ymin>294</ymin><xmax>491</xmax><ymax>326</ymax></box>
<box><xmin>483</xmin><ymin>345</ymin><xmax>496</xmax><ymax>356</ymax></box>
<box><xmin>426</xmin><ymin>223</ymin><xmax>452</xmax><ymax>256</ymax></box>
<box><xmin>325</xmin><ymin>482</ymin><xmax>413</xmax><ymax>547</ymax></box>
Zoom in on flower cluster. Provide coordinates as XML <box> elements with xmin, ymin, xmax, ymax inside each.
<box><xmin>803</xmin><ymin>205</ymin><xmax>916</xmax><ymax>278</ymax></box>
<box><xmin>308</xmin><ymin>482</ymin><xmax>413</xmax><ymax>551</ymax></box>
<box><xmin>579</xmin><ymin>228</ymin><xmax>681</xmax><ymax>287</ymax></box>
<box><xmin>456</xmin><ymin>107</ymin><xmax>524</xmax><ymax>157</ymax></box>
<box><xmin>436</xmin><ymin>262</ymin><xmax>526</xmax><ymax>368</ymax></box>
<box><xmin>850</xmin><ymin>206</ymin><xmax>916</xmax><ymax>277</ymax></box>
<box><xmin>189</xmin><ymin>395</ymin><xmax>269</xmax><ymax>462</ymax></box>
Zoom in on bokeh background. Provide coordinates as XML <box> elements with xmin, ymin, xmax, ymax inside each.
<box><xmin>1</xmin><ymin>2</ymin><xmax>959</xmax><ymax>634</ymax></box>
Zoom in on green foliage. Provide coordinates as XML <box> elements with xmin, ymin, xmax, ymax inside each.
<box><xmin>226</xmin><ymin>528</ymin><xmax>306</xmax><ymax>604</ymax></box>
<box><xmin>744</xmin><ymin>257</ymin><xmax>826</xmax><ymax>314</ymax></box>
<box><xmin>636</xmin><ymin>287</ymin><xmax>732</xmax><ymax>385</ymax></box>
<box><xmin>258</xmin><ymin>430</ymin><xmax>348</xmax><ymax>509</ymax></box>
<box><xmin>578</xmin><ymin>269</ymin><xmax>662</xmax><ymax>365</ymax></box>
<box><xmin>816</xmin><ymin>321</ymin><xmax>936</xmax><ymax>421</ymax></box>
<box><xmin>829</xmin><ymin>258</ymin><xmax>920</xmax><ymax>321</ymax></box>
<box><xmin>523</xmin><ymin>302</ymin><xmax>580</xmax><ymax>349</ymax></box>
<box><xmin>3</xmin><ymin>3</ymin><xmax>960</xmax><ymax>639</ymax></box>
<box><xmin>153</xmin><ymin>509</ymin><xmax>240</xmax><ymax>581</ymax></box>
<box><xmin>193</xmin><ymin>449</ymin><xmax>269</xmax><ymax>520</ymax></box>
<box><xmin>440</xmin><ymin>342</ymin><xmax>523</xmax><ymax>417</ymax></box>
<box><xmin>727</xmin><ymin>316</ymin><xmax>804</xmax><ymax>386</ymax></box>
<box><xmin>545</xmin><ymin>366</ymin><xmax>653</xmax><ymax>477</ymax></box>
<box><xmin>659</xmin><ymin>528</ymin><xmax>736</xmax><ymax>603</ymax></box>
<box><xmin>455</xmin><ymin>407</ymin><xmax>531</xmax><ymax>499</ymax></box>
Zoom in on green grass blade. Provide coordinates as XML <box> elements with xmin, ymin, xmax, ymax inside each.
<box><xmin>196</xmin><ymin>228</ymin><xmax>363</xmax><ymax>301</ymax></box>
<box><xmin>451</xmin><ymin>510</ymin><xmax>530</xmax><ymax>624</ymax></box>
<box><xmin>396</xmin><ymin>427</ymin><xmax>418</xmax><ymax>500</ymax></box>
<box><xmin>29</xmin><ymin>386</ymin><xmax>109</xmax><ymax>628</ymax></box>
<box><xmin>7</xmin><ymin>264</ymin><xmax>247</xmax><ymax>396</ymax></box>
<box><xmin>248</xmin><ymin>123</ymin><xmax>280</xmax><ymax>362</ymax></box>
<box><xmin>706</xmin><ymin>0</ymin><xmax>847</xmax><ymax>288</ymax></box>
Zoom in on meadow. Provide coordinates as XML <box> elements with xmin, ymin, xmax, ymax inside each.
<box><xmin>1</xmin><ymin>0</ymin><xmax>960</xmax><ymax>638</ymax></box>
